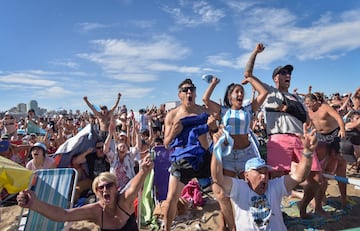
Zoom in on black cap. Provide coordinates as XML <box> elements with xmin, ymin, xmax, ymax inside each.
<box><xmin>272</xmin><ymin>64</ymin><xmax>293</xmax><ymax>78</ymax></box>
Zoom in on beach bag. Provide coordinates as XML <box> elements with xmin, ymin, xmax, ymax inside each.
<box><xmin>180</xmin><ymin>179</ymin><xmax>204</xmax><ymax>207</ymax></box>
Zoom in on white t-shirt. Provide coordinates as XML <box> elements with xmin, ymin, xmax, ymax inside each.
<box><xmin>106</xmin><ymin>149</ymin><xmax>135</xmax><ymax>191</ymax></box>
<box><xmin>230</xmin><ymin>176</ymin><xmax>289</xmax><ymax>231</ymax></box>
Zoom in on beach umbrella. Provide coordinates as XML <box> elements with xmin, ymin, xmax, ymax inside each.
<box><xmin>0</xmin><ymin>156</ymin><xmax>32</xmax><ymax>194</ymax></box>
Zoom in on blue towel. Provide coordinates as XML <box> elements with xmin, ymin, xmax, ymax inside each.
<box><xmin>213</xmin><ymin>127</ymin><xmax>234</xmax><ymax>162</ymax></box>
<box><xmin>169</xmin><ymin>113</ymin><xmax>210</xmax><ymax>170</ymax></box>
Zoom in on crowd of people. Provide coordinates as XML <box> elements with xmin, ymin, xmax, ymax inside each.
<box><xmin>1</xmin><ymin>42</ymin><xmax>360</xmax><ymax>230</ymax></box>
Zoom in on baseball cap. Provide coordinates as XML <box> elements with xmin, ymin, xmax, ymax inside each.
<box><xmin>1</xmin><ymin>133</ymin><xmax>10</xmax><ymax>140</ymax></box>
<box><xmin>17</xmin><ymin>129</ymin><xmax>26</xmax><ymax>136</ymax></box>
<box><xmin>272</xmin><ymin>64</ymin><xmax>293</xmax><ymax>78</ymax></box>
<box><xmin>245</xmin><ymin>157</ymin><xmax>273</xmax><ymax>172</ymax></box>
<box><xmin>0</xmin><ymin>140</ymin><xmax>10</xmax><ymax>152</ymax></box>
<box><xmin>29</xmin><ymin>142</ymin><xmax>47</xmax><ymax>154</ymax></box>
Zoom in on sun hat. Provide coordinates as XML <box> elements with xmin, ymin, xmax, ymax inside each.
<box><xmin>245</xmin><ymin>157</ymin><xmax>273</xmax><ymax>172</ymax></box>
<box><xmin>272</xmin><ymin>64</ymin><xmax>293</xmax><ymax>78</ymax></box>
<box><xmin>29</xmin><ymin>142</ymin><xmax>47</xmax><ymax>155</ymax></box>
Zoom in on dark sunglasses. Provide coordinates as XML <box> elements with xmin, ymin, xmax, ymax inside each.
<box><xmin>96</xmin><ymin>146</ymin><xmax>103</xmax><ymax>149</ymax></box>
<box><xmin>278</xmin><ymin>70</ymin><xmax>291</xmax><ymax>75</ymax></box>
<box><xmin>97</xmin><ymin>182</ymin><xmax>115</xmax><ymax>191</ymax></box>
<box><xmin>180</xmin><ymin>86</ymin><xmax>196</xmax><ymax>93</ymax></box>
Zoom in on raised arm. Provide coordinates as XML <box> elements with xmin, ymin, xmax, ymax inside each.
<box><xmin>284</xmin><ymin>125</ymin><xmax>317</xmax><ymax>192</ymax></box>
<box><xmin>17</xmin><ymin>189</ymin><xmax>96</xmax><ymax>222</ymax></box>
<box><xmin>211</xmin><ymin>129</ymin><xmax>233</xmax><ymax>195</ymax></box>
<box><xmin>104</xmin><ymin>117</ymin><xmax>116</xmax><ymax>154</ymax></box>
<box><xmin>83</xmin><ymin>96</ymin><xmax>101</xmax><ymax>117</ymax></box>
<box><xmin>242</xmin><ymin>76</ymin><xmax>268</xmax><ymax>112</ymax></box>
<box><xmin>109</xmin><ymin>93</ymin><xmax>122</xmax><ymax>113</ymax></box>
<box><xmin>244</xmin><ymin>43</ymin><xmax>265</xmax><ymax>77</ymax></box>
<box><xmin>202</xmin><ymin>76</ymin><xmax>221</xmax><ymax>115</ymax></box>
<box><xmin>123</xmin><ymin>154</ymin><xmax>153</xmax><ymax>202</ymax></box>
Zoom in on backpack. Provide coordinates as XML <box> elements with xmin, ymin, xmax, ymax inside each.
<box><xmin>180</xmin><ymin>179</ymin><xmax>204</xmax><ymax>208</ymax></box>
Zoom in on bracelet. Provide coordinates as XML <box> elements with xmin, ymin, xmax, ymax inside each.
<box><xmin>302</xmin><ymin>151</ymin><xmax>313</xmax><ymax>158</ymax></box>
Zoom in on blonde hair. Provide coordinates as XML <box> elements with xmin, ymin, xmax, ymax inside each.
<box><xmin>92</xmin><ymin>172</ymin><xmax>117</xmax><ymax>193</ymax></box>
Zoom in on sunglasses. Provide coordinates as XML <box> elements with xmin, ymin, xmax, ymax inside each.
<box><xmin>278</xmin><ymin>70</ymin><xmax>291</xmax><ymax>75</ymax></box>
<box><xmin>180</xmin><ymin>86</ymin><xmax>196</xmax><ymax>93</ymax></box>
<box><xmin>96</xmin><ymin>146</ymin><xmax>103</xmax><ymax>149</ymax></box>
<box><xmin>97</xmin><ymin>182</ymin><xmax>115</xmax><ymax>191</ymax></box>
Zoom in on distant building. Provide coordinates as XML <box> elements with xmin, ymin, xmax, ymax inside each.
<box><xmin>17</xmin><ymin>103</ymin><xmax>27</xmax><ymax>113</ymax></box>
<box><xmin>29</xmin><ymin>100</ymin><xmax>39</xmax><ymax>114</ymax></box>
<box><xmin>164</xmin><ymin>101</ymin><xmax>180</xmax><ymax>111</ymax></box>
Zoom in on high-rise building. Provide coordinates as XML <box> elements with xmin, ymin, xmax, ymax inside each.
<box><xmin>29</xmin><ymin>100</ymin><xmax>39</xmax><ymax>115</ymax></box>
<box><xmin>17</xmin><ymin>103</ymin><xmax>27</xmax><ymax>113</ymax></box>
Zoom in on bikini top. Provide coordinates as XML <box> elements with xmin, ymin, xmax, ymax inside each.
<box><xmin>221</xmin><ymin>104</ymin><xmax>252</xmax><ymax>135</ymax></box>
<box><xmin>101</xmin><ymin>202</ymin><xmax>138</xmax><ymax>231</ymax></box>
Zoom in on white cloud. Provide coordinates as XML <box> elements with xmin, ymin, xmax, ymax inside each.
<box><xmin>207</xmin><ymin>5</ymin><xmax>360</xmax><ymax>69</ymax></box>
<box><xmin>0</xmin><ymin>73</ymin><xmax>56</xmax><ymax>87</ymax></box>
<box><xmin>162</xmin><ymin>1</ymin><xmax>225</xmax><ymax>27</ymax></box>
<box><xmin>77</xmin><ymin>34</ymin><xmax>201</xmax><ymax>82</ymax></box>
<box><xmin>77</xmin><ymin>22</ymin><xmax>109</xmax><ymax>32</ymax></box>
<box><xmin>49</xmin><ymin>60</ymin><xmax>79</xmax><ymax>69</ymax></box>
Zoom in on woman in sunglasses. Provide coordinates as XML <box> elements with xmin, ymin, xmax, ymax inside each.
<box><xmin>202</xmin><ymin>43</ymin><xmax>268</xmax><ymax>231</ymax></box>
<box><xmin>17</xmin><ymin>154</ymin><xmax>153</xmax><ymax>231</ymax></box>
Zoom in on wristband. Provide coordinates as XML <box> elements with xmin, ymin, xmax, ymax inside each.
<box><xmin>302</xmin><ymin>151</ymin><xmax>313</xmax><ymax>158</ymax></box>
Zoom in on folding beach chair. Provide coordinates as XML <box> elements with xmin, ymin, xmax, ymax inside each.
<box><xmin>18</xmin><ymin>168</ymin><xmax>78</xmax><ymax>231</ymax></box>
<box><xmin>152</xmin><ymin>145</ymin><xmax>172</xmax><ymax>203</ymax></box>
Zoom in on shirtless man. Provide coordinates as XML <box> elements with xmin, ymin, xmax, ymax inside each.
<box><xmin>162</xmin><ymin>79</ymin><xmax>217</xmax><ymax>231</ymax></box>
<box><xmin>304</xmin><ymin>93</ymin><xmax>347</xmax><ymax>212</ymax></box>
<box><xmin>84</xmin><ymin>93</ymin><xmax>121</xmax><ymax>142</ymax></box>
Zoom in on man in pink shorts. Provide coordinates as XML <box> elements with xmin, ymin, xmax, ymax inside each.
<box><xmin>262</xmin><ymin>64</ymin><xmax>322</xmax><ymax>218</ymax></box>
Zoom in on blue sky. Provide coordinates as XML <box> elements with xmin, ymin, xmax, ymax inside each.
<box><xmin>1</xmin><ymin>0</ymin><xmax>359</xmax><ymax>113</ymax></box>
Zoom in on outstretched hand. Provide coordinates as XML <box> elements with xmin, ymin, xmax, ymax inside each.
<box><xmin>299</xmin><ymin>124</ymin><xmax>317</xmax><ymax>153</ymax></box>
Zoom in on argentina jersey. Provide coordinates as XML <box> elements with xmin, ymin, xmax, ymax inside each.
<box><xmin>221</xmin><ymin>104</ymin><xmax>253</xmax><ymax>135</ymax></box>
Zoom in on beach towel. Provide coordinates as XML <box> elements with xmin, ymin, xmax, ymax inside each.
<box><xmin>54</xmin><ymin>124</ymin><xmax>99</xmax><ymax>167</ymax></box>
<box><xmin>282</xmin><ymin>197</ymin><xmax>356</xmax><ymax>230</ymax></box>
<box><xmin>26</xmin><ymin>120</ymin><xmax>46</xmax><ymax>136</ymax></box>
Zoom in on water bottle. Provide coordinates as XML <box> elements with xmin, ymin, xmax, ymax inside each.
<box><xmin>202</xmin><ymin>74</ymin><xmax>214</xmax><ymax>83</ymax></box>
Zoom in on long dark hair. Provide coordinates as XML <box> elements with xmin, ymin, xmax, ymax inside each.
<box><xmin>223</xmin><ymin>83</ymin><xmax>243</xmax><ymax>108</ymax></box>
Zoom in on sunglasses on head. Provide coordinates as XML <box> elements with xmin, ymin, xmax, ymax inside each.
<box><xmin>180</xmin><ymin>86</ymin><xmax>196</xmax><ymax>93</ymax></box>
<box><xmin>97</xmin><ymin>182</ymin><xmax>115</xmax><ymax>191</ymax></box>
<box><xmin>278</xmin><ymin>69</ymin><xmax>291</xmax><ymax>75</ymax></box>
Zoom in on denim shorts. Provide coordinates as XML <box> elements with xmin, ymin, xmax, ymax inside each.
<box><xmin>222</xmin><ymin>144</ymin><xmax>258</xmax><ymax>174</ymax></box>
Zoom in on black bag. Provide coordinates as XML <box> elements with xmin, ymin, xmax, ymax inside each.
<box><xmin>282</xmin><ymin>93</ymin><xmax>307</xmax><ymax>123</ymax></box>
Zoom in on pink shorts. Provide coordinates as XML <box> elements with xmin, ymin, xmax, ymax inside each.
<box><xmin>267</xmin><ymin>134</ymin><xmax>322</xmax><ymax>172</ymax></box>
